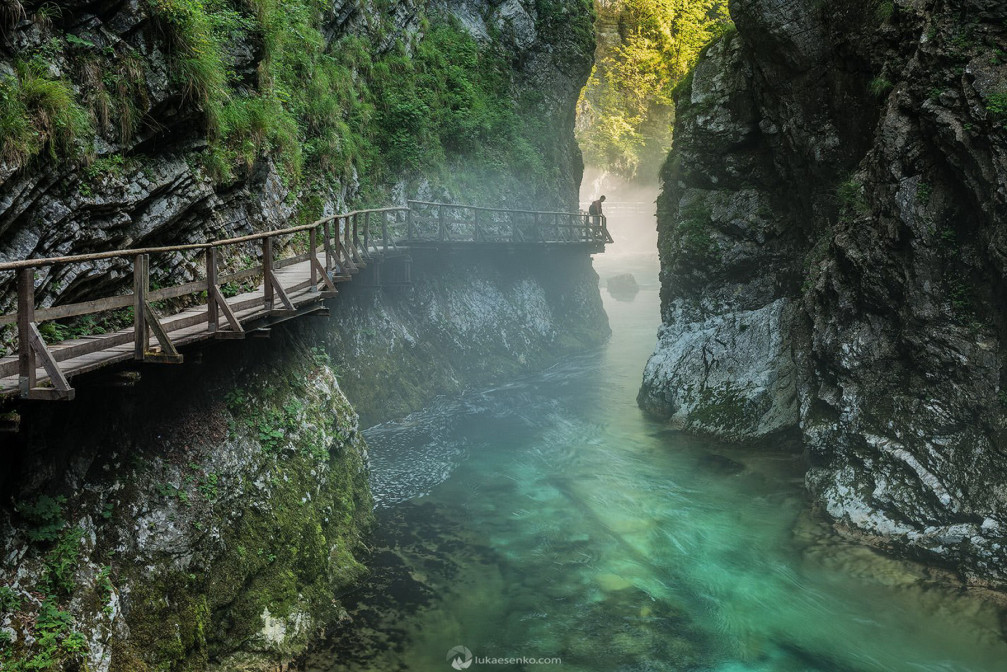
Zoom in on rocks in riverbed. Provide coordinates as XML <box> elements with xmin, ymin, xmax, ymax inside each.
<box><xmin>606</xmin><ymin>273</ymin><xmax>640</xmax><ymax>301</ymax></box>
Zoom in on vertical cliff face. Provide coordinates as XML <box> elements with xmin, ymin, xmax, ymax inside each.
<box><xmin>642</xmin><ymin>0</ymin><xmax>1007</xmax><ymax>584</ymax></box>
<box><xmin>1</xmin><ymin>334</ymin><xmax>374</xmax><ymax>671</ymax></box>
<box><xmin>314</xmin><ymin>249</ymin><xmax>610</xmax><ymax>425</ymax></box>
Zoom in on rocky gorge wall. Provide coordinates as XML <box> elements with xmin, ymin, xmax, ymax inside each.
<box><xmin>315</xmin><ymin>249</ymin><xmax>610</xmax><ymax>426</ymax></box>
<box><xmin>1</xmin><ymin>333</ymin><xmax>376</xmax><ymax>671</ymax></box>
<box><xmin>640</xmin><ymin>0</ymin><xmax>1007</xmax><ymax>586</ymax></box>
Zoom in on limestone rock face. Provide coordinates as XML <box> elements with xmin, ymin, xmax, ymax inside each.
<box><xmin>0</xmin><ymin>333</ymin><xmax>374</xmax><ymax>671</ymax></box>
<box><xmin>642</xmin><ymin>0</ymin><xmax>1007</xmax><ymax>584</ymax></box>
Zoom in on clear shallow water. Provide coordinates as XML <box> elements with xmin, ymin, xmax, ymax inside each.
<box><xmin>304</xmin><ymin>212</ymin><xmax>1007</xmax><ymax>672</ymax></box>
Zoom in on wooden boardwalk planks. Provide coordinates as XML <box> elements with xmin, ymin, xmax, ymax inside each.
<box><xmin>0</xmin><ymin>252</ymin><xmax>331</xmax><ymax>397</ymax></box>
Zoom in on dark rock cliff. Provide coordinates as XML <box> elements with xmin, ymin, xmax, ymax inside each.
<box><xmin>641</xmin><ymin>0</ymin><xmax>1007</xmax><ymax>585</ymax></box>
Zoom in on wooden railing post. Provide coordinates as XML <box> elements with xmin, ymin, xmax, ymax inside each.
<box><xmin>133</xmin><ymin>253</ymin><xmax>148</xmax><ymax>359</ymax></box>
<box><xmin>345</xmin><ymin>216</ymin><xmax>353</xmax><ymax>257</ymax></box>
<box><xmin>382</xmin><ymin>212</ymin><xmax>390</xmax><ymax>251</ymax></box>
<box><xmin>438</xmin><ymin>205</ymin><xmax>446</xmax><ymax>242</ymax></box>
<box><xmin>206</xmin><ymin>247</ymin><xmax>218</xmax><ymax>333</ymax></box>
<box><xmin>263</xmin><ymin>236</ymin><xmax>274</xmax><ymax>311</ymax></box>
<box><xmin>473</xmin><ymin>208</ymin><xmax>481</xmax><ymax>242</ymax></box>
<box><xmin>333</xmin><ymin>219</ymin><xmax>343</xmax><ymax>272</ymax></box>
<box><xmin>17</xmin><ymin>268</ymin><xmax>35</xmax><ymax>396</ymax></box>
<box><xmin>406</xmin><ymin>208</ymin><xmax>414</xmax><ymax>239</ymax></box>
<box><xmin>323</xmin><ymin>220</ymin><xmax>334</xmax><ymax>272</ymax></box>
<box><xmin>510</xmin><ymin>212</ymin><xmax>517</xmax><ymax>243</ymax></box>
<box><xmin>309</xmin><ymin>227</ymin><xmax>318</xmax><ymax>291</ymax></box>
<box><xmin>363</xmin><ymin>211</ymin><xmax>371</xmax><ymax>254</ymax></box>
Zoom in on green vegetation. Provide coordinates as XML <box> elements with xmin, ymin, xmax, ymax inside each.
<box><xmin>1</xmin><ymin>496</ymin><xmax>90</xmax><ymax>671</ymax></box>
<box><xmin>675</xmin><ymin>199</ymin><xmax>718</xmax><ymax>260</ymax></box>
<box><xmin>0</xmin><ymin>60</ymin><xmax>92</xmax><ymax>169</ymax></box>
<box><xmin>38</xmin><ymin>307</ymin><xmax>134</xmax><ymax>344</ymax></box>
<box><xmin>869</xmin><ymin>76</ymin><xmax>893</xmax><ymax>98</ymax></box>
<box><xmin>875</xmin><ymin>0</ymin><xmax>895</xmax><ymax>23</ymax></box>
<box><xmin>141</xmin><ymin>0</ymin><xmax>570</xmax><ymax>208</ymax></box>
<box><xmin>985</xmin><ymin>91</ymin><xmax>1007</xmax><ymax>118</ymax></box>
<box><xmin>916</xmin><ymin>181</ymin><xmax>932</xmax><ymax>205</ymax></box>
<box><xmin>837</xmin><ymin>177</ymin><xmax>868</xmax><ymax>216</ymax></box>
<box><xmin>577</xmin><ymin>0</ymin><xmax>730</xmax><ymax>179</ymax></box>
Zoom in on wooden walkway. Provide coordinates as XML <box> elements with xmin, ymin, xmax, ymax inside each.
<box><xmin>0</xmin><ymin>201</ymin><xmax>611</xmax><ymax>401</ymax></box>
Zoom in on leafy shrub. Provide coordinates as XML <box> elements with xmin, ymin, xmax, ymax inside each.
<box><xmin>16</xmin><ymin>495</ymin><xmax>67</xmax><ymax>543</ymax></box>
<box><xmin>0</xmin><ymin>62</ymin><xmax>92</xmax><ymax>169</ymax></box>
<box><xmin>875</xmin><ymin>0</ymin><xmax>895</xmax><ymax>22</ymax></box>
<box><xmin>869</xmin><ymin>76</ymin><xmax>893</xmax><ymax>98</ymax></box>
<box><xmin>986</xmin><ymin>92</ymin><xmax>1007</xmax><ymax>117</ymax></box>
<box><xmin>578</xmin><ymin>0</ymin><xmax>732</xmax><ymax>179</ymax></box>
<box><xmin>837</xmin><ymin>177</ymin><xmax>868</xmax><ymax>216</ymax></box>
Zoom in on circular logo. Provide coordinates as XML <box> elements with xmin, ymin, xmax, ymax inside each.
<box><xmin>446</xmin><ymin>645</ymin><xmax>473</xmax><ymax>670</ymax></box>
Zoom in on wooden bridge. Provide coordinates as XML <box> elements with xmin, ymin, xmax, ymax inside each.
<box><xmin>0</xmin><ymin>201</ymin><xmax>610</xmax><ymax>402</ymax></box>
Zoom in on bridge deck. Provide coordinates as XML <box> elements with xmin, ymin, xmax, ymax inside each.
<box><xmin>0</xmin><ymin>251</ymin><xmax>334</xmax><ymax>397</ymax></box>
<box><xmin>0</xmin><ymin>200</ymin><xmax>611</xmax><ymax>403</ymax></box>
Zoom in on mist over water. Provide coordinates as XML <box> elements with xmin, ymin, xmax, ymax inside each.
<box><xmin>303</xmin><ymin>176</ymin><xmax>1007</xmax><ymax>672</ymax></box>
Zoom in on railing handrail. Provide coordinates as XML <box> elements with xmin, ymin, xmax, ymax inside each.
<box><xmin>0</xmin><ymin>206</ymin><xmax>410</xmax><ymax>273</ymax></box>
<box><xmin>406</xmin><ymin>200</ymin><xmax>601</xmax><ymax>219</ymax></box>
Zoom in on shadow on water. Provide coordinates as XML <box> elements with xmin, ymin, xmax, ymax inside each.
<box><xmin>299</xmin><ymin>184</ymin><xmax>1007</xmax><ymax>672</ymax></box>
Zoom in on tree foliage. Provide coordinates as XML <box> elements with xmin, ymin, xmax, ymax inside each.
<box><xmin>577</xmin><ymin>0</ymin><xmax>729</xmax><ymax>181</ymax></box>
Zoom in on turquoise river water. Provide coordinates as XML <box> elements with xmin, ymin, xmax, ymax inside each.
<box><xmin>303</xmin><ymin>207</ymin><xmax>1007</xmax><ymax>672</ymax></box>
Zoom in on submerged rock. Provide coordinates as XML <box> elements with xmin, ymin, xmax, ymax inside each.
<box><xmin>606</xmin><ymin>273</ymin><xmax>640</xmax><ymax>301</ymax></box>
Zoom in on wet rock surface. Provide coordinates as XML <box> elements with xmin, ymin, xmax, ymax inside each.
<box><xmin>642</xmin><ymin>0</ymin><xmax>1007</xmax><ymax>584</ymax></box>
<box><xmin>0</xmin><ymin>331</ymin><xmax>374</xmax><ymax>671</ymax></box>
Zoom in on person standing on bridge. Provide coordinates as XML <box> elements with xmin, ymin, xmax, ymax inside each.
<box><xmin>588</xmin><ymin>195</ymin><xmax>606</xmax><ymax>232</ymax></box>
<box><xmin>589</xmin><ymin>195</ymin><xmax>606</xmax><ymax>219</ymax></box>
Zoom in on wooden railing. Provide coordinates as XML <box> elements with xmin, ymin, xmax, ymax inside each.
<box><xmin>0</xmin><ymin>201</ymin><xmax>609</xmax><ymax>401</ymax></box>
<box><xmin>405</xmin><ymin>201</ymin><xmax>612</xmax><ymax>245</ymax></box>
<box><xmin>0</xmin><ymin>207</ymin><xmax>409</xmax><ymax>400</ymax></box>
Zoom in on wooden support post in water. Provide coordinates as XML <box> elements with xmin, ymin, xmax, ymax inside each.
<box><xmin>17</xmin><ymin>268</ymin><xmax>35</xmax><ymax>396</ymax></box>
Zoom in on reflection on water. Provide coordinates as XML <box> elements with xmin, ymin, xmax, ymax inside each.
<box><xmin>302</xmin><ymin>201</ymin><xmax>1007</xmax><ymax>672</ymax></box>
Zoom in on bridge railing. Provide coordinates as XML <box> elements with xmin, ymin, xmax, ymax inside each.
<box><xmin>0</xmin><ymin>200</ymin><xmax>609</xmax><ymax>400</ymax></box>
<box><xmin>405</xmin><ymin>201</ymin><xmax>612</xmax><ymax>245</ymax></box>
<box><xmin>0</xmin><ymin>206</ymin><xmax>408</xmax><ymax>399</ymax></box>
